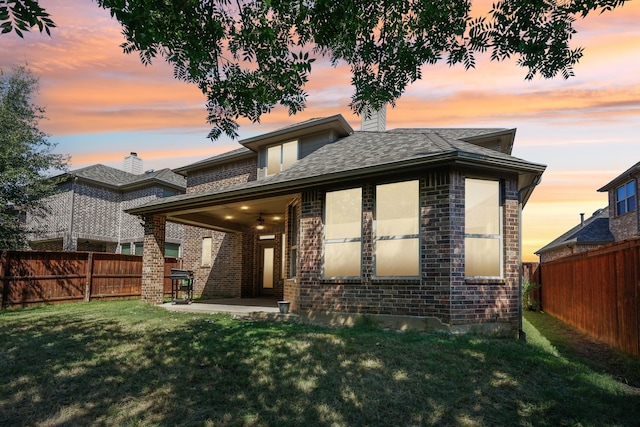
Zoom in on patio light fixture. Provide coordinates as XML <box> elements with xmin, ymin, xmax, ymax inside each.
<box><xmin>256</xmin><ymin>214</ymin><xmax>265</xmax><ymax>230</ymax></box>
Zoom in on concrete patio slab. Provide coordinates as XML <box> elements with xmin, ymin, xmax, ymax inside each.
<box><xmin>161</xmin><ymin>297</ymin><xmax>282</xmax><ymax>316</ymax></box>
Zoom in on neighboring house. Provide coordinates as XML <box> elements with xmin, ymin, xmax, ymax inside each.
<box><xmin>535</xmin><ymin>207</ymin><xmax>614</xmax><ymax>262</ymax></box>
<box><xmin>598</xmin><ymin>161</ymin><xmax>639</xmax><ymax>241</ymax></box>
<box><xmin>536</xmin><ymin>161</ymin><xmax>639</xmax><ymax>262</ymax></box>
<box><xmin>129</xmin><ymin>113</ymin><xmax>546</xmax><ymax>334</ymax></box>
<box><xmin>27</xmin><ymin>153</ymin><xmax>186</xmax><ymax>256</ymax></box>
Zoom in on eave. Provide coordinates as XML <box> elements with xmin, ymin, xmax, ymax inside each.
<box><xmin>127</xmin><ymin>150</ymin><xmax>545</xmax><ymax>218</ymax></box>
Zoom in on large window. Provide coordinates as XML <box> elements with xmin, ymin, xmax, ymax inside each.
<box><xmin>375</xmin><ymin>180</ymin><xmax>420</xmax><ymax>277</ymax></box>
<box><xmin>465</xmin><ymin>178</ymin><xmax>502</xmax><ymax>277</ymax></box>
<box><xmin>267</xmin><ymin>140</ymin><xmax>298</xmax><ymax>175</ymax></box>
<box><xmin>616</xmin><ymin>180</ymin><xmax>636</xmax><ymax>216</ymax></box>
<box><xmin>324</xmin><ymin>188</ymin><xmax>362</xmax><ymax>277</ymax></box>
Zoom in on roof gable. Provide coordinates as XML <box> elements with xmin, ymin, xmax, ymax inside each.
<box><xmin>60</xmin><ymin>164</ymin><xmax>186</xmax><ymax>190</ymax></box>
<box><xmin>129</xmin><ymin>127</ymin><xmax>546</xmax><ymax>215</ymax></box>
<box><xmin>173</xmin><ymin>147</ymin><xmax>254</xmax><ymax>175</ymax></box>
<box><xmin>535</xmin><ymin>207</ymin><xmax>614</xmax><ymax>255</ymax></box>
<box><xmin>390</xmin><ymin>128</ymin><xmax>516</xmax><ymax>155</ymax></box>
<box><xmin>240</xmin><ymin>114</ymin><xmax>353</xmax><ymax>151</ymax></box>
<box><xmin>598</xmin><ymin>161</ymin><xmax>640</xmax><ymax>192</ymax></box>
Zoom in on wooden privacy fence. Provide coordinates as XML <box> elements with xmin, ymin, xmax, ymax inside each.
<box><xmin>540</xmin><ymin>237</ymin><xmax>640</xmax><ymax>356</ymax></box>
<box><xmin>0</xmin><ymin>250</ymin><xmax>180</xmax><ymax>308</ymax></box>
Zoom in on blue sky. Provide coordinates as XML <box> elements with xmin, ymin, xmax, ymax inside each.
<box><xmin>2</xmin><ymin>0</ymin><xmax>639</xmax><ymax>260</ymax></box>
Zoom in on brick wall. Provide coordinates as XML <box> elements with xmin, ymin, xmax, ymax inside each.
<box><xmin>119</xmin><ymin>186</ymin><xmax>184</xmax><ymax>250</ymax></box>
<box><xmin>28</xmin><ymin>179</ymin><xmax>184</xmax><ymax>254</ymax></box>
<box><xmin>72</xmin><ymin>182</ymin><xmax>121</xmax><ymax>241</ymax></box>
<box><xmin>606</xmin><ymin>175</ymin><xmax>640</xmax><ymax>241</ymax></box>
<box><xmin>181</xmin><ymin>157</ymin><xmax>259</xmax><ymax>298</ymax></box>
<box><xmin>294</xmin><ymin>171</ymin><xmax>522</xmax><ymax>332</ymax></box>
<box><xmin>450</xmin><ymin>176</ymin><xmax>520</xmax><ymax>332</ymax></box>
<box><xmin>539</xmin><ymin>243</ymin><xmax>606</xmax><ymax>263</ymax></box>
<box><xmin>186</xmin><ymin>158</ymin><xmax>257</xmax><ymax>194</ymax></box>
<box><xmin>424</xmin><ymin>171</ymin><xmax>455</xmax><ymax>324</ymax></box>
<box><xmin>26</xmin><ymin>180</ymin><xmax>72</xmax><ymax>245</ymax></box>
<box><xmin>141</xmin><ymin>214</ymin><xmax>165</xmax><ymax>304</ymax></box>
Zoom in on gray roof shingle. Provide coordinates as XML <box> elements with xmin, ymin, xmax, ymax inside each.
<box><xmin>173</xmin><ymin>147</ymin><xmax>253</xmax><ymax>174</ymax></box>
<box><xmin>535</xmin><ymin>207</ymin><xmax>614</xmax><ymax>255</ymax></box>
<box><xmin>62</xmin><ymin>164</ymin><xmax>186</xmax><ymax>190</ymax></box>
<box><xmin>130</xmin><ymin>127</ymin><xmax>545</xmax><ymax>212</ymax></box>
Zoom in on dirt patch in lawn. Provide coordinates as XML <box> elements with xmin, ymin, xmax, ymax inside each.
<box><xmin>524</xmin><ymin>310</ymin><xmax>640</xmax><ymax>392</ymax></box>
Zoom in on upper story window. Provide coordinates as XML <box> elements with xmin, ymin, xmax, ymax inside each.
<box><xmin>267</xmin><ymin>140</ymin><xmax>298</xmax><ymax>176</ymax></box>
<box><xmin>375</xmin><ymin>180</ymin><xmax>420</xmax><ymax>277</ymax></box>
<box><xmin>324</xmin><ymin>187</ymin><xmax>362</xmax><ymax>277</ymax></box>
<box><xmin>615</xmin><ymin>180</ymin><xmax>636</xmax><ymax>216</ymax></box>
<box><xmin>465</xmin><ymin>178</ymin><xmax>502</xmax><ymax>278</ymax></box>
<box><xmin>162</xmin><ymin>188</ymin><xmax>178</xmax><ymax>198</ymax></box>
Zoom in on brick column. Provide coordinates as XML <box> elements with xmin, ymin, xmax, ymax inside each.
<box><xmin>142</xmin><ymin>214</ymin><xmax>165</xmax><ymax>304</ymax></box>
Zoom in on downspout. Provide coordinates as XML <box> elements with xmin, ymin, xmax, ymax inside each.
<box><xmin>517</xmin><ymin>176</ymin><xmax>542</xmax><ymax>340</ymax></box>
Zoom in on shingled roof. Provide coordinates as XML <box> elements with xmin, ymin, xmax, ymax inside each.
<box><xmin>128</xmin><ymin>126</ymin><xmax>545</xmax><ymax>215</ymax></box>
<box><xmin>173</xmin><ymin>147</ymin><xmax>253</xmax><ymax>175</ymax></box>
<box><xmin>535</xmin><ymin>207</ymin><xmax>614</xmax><ymax>256</ymax></box>
<box><xmin>60</xmin><ymin>164</ymin><xmax>186</xmax><ymax>190</ymax></box>
<box><xmin>598</xmin><ymin>161</ymin><xmax>640</xmax><ymax>192</ymax></box>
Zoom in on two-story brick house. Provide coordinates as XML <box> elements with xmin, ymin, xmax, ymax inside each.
<box><xmin>535</xmin><ymin>161</ymin><xmax>639</xmax><ymax>262</ymax></box>
<box><xmin>130</xmin><ymin>114</ymin><xmax>546</xmax><ymax>334</ymax></box>
<box><xmin>598</xmin><ymin>161</ymin><xmax>639</xmax><ymax>240</ymax></box>
<box><xmin>27</xmin><ymin>153</ymin><xmax>186</xmax><ymax>255</ymax></box>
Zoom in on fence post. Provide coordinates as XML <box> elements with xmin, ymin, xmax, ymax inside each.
<box><xmin>85</xmin><ymin>252</ymin><xmax>93</xmax><ymax>302</ymax></box>
<box><xmin>0</xmin><ymin>250</ymin><xmax>7</xmax><ymax>308</ymax></box>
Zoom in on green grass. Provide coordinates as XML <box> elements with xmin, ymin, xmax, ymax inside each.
<box><xmin>1</xmin><ymin>301</ymin><xmax>638</xmax><ymax>426</ymax></box>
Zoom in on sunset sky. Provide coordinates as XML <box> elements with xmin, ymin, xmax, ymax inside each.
<box><xmin>2</xmin><ymin>0</ymin><xmax>639</xmax><ymax>261</ymax></box>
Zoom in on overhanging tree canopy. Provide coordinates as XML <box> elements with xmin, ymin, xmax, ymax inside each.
<box><xmin>1</xmin><ymin>0</ymin><xmax>628</xmax><ymax>139</ymax></box>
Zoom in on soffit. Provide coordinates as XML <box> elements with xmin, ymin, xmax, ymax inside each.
<box><xmin>165</xmin><ymin>194</ymin><xmax>291</xmax><ymax>232</ymax></box>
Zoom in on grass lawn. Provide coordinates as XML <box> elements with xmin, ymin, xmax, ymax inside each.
<box><xmin>1</xmin><ymin>301</ymin><xmax>638</xmax><ymax>427</ymax></box>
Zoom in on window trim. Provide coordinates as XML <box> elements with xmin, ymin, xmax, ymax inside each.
<box><xmin>464</xmin><ymin>177</ymin><xmax>503</xmax><ymax>279</ymax></box>
<box><xmin>323</xmin><ymin>187</ymin><xmax>363</xmax><ymax>279</ymax></box>
<box><xmin>373</xmin><ymin>179</ymin><xmax>420</xmax><ymax>278</ymax></box>
<box><xmin>201</xmin><ymin>237</ymin><xmax>212</xmax><ymax>267</ymax></box>
<box><xmin>288</xmin><ymin>205</ymin><xmax>299</xmax><ymax>278</ymax></box>
<box><xmin>266</xmin><ymin>140</ymin><xmax>299</xmax><ymax>176</ymax></box>
<box><xmin>615</xmin><ymin>179</ymin><xmax>636</xmax><ymax>216</ymax></box>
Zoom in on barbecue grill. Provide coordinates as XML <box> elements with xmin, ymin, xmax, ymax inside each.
<box><xmin>170</xmin><ymin>268</ymin><xmax>194</xmax><ymax>304</ymax></box>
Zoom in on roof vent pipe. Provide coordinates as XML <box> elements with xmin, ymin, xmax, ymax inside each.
<box><xmin>580</xmin><ymin>213</ymin><xmax>585</xmax><ymax>227</ymax></box>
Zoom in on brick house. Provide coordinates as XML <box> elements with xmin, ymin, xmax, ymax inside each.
<box><xmin>535</xmin><ymin>161</ymin><xmax>639</xmax><ymax>262</ymax></box>
<box><xmin>130</xmin><ymin>114</ymin><xmax>546</xmax><ymax>334</ymax></box>
<box><xmin>27</xmin><ymin>153</ymin><xmax>186</xmax><ymax>255</ymax></box>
